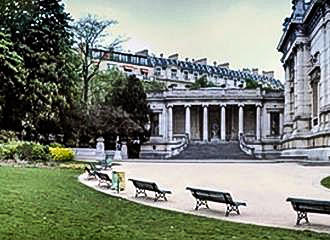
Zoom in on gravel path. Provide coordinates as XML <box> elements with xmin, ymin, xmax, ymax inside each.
<box><xmin>79</xmin><ymin>162</ymin><xmax>330</xmax><ymax>233</ymax></box>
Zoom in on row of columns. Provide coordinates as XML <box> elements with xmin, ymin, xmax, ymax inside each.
<box><xmin>166</xmin><ymin>104</ymin><xmax>263</xmax><ymax>141</ymax></box>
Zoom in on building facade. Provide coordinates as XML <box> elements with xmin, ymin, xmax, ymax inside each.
<box><xmin>278</xmin><ymin>0</ymin><xmax>330</xmax><ymax>160</ymax></box>
<box><xmin>92</xmin><ymin>49</ymin><xmax>284</xmax><ymax>158</ymax></box>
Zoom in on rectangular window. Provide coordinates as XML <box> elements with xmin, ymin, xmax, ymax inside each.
<box><xmin>194</xmin><ymin>73</ymin><xmax>198</xmax><ymax>80</ymax></box>
<box><xmin>155</xmin><ymin>67</ymin><xmax>161</xmax><ymax>76</ymax></box>
<box><xmin>112</xmin><ymin>53</ymin><xmax>120</xmax><ymax>61</ymax></box>
<box><xmin>183</xmin><ymin>71</ymin><xmax>189</xmax><ymax>80</ymax></box>
<box><xmin>120</xmin><ymin>54</ymin><xmax>128</xmax><ymax>62</ymax></box>
<box><xmin>171</xmin><ymin>69</ymin><xmax>177</xmax><ymax>79</ymax></box>
<box><xmin>92</xmin><ymin>50</ymin><xmax>101</xmax><ymax>59</ymax></box>
<box><xmin>150</xmin><ymin>113</ymin><xmax>159</xmax><ymax>136</ymax></box>
<box><xmin>140</xmin><ymin>58</ymin><xmax>147</xmax><ymax>65</ymax></box>
<box><xmin>141</xmin><ymin>69</ymin><xmax>148</xmax><ymax>80</ymax></box>
<box><xmin>270</xmin><ymin>112</ymin><xmax>280</xmax><ymax>136</ymax></box>
<box><xmin>107</xmin><ymin>63</ymin><xmax>116</xmax><ymax>70</ymax></box>
<box><xmin>131</xmin><ymin>56</ymin><xmax>138</xmax><ymax>64</ymax></box>
<box><xmin>310</xmin><ymin>68</ymin><xmax>320</xmax><ymax>126</ymax></box>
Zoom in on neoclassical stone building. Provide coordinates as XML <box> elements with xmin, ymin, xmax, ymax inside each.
<box><xmin>92</xmin><ymin>48</ymin><xmax>284</xmax><ymax>158</ymax></box>
<box><xmin>278</xmin><ymin>0</ymin><xmax>330</xmax><ymax>160</ymax></box>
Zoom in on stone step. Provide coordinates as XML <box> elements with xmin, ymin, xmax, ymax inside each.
<box><xmin>171</xmin><ymin>142</ymin><xmax>255</xmax><ymax>160</ymax></box>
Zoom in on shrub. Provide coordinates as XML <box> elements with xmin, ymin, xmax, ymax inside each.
<box><xmin>59</xmin><ymin>163</ymin><xmax>85</xmax><ymax>170</ymax></box>
<box><xmin>49</xmin><ymin>142</ymin><xmax>63</xmax><ymax>148</ymax></box>
<box><xmin>49</xmin><ymin>147</ymin><xmax>75</xmax><ymax>162</ymax></box>
<box><xmin>16</xmin><ymin>142</ymin><xmax>51</xmax><ymax>162</ymax></box>
<box><xmin>0</xmin><ymin>130</ymin><xmax>18</xmax><ymax>143</ymax></box>
<box><xmin>0</xmin><ymin>141</ymin><xmax>22</xmax><ymax>160</ymax></box>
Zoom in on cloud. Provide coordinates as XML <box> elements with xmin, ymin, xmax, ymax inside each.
<box><xmin>63</xmin><ymin>0</ymin><xmax>291</xmax><ymax>80</ymax></box>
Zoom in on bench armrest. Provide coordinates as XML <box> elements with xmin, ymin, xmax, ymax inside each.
<box><xmin>234</xmin><ymin>201</ymin><xmax>247</xmax><ymax>207</ymax></box>
<box><xmin>159</xmin><ymin>189</ymin><xmax>172</xmax><ymax>194</ymax></box>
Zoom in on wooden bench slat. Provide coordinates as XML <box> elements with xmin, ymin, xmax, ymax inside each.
<box><xmin>186</xmin><ymin>186</ymin><xmax>246</xmax><ymax>216</ymax></box>
<box><xmin>129</xmin><ymin>179</ymin><xmax>171</xmax><ymax>202</ymax></box>
<box><xmin>287</xmin><ymin>197</ymin><xmax>330</xmax><ymax>225</ymax></box>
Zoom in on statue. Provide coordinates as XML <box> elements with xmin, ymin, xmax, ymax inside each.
<box><xmin>114</xmin><ymin>136</ymin><xmax>122</xmax><ymax>160</ymax></box>
<box><xmin>211</xmin><ymin>123</ymin><xmax>219</xmax><ymax>139</ymax></box>
<box><xmin>211</xmin><ymin>123</ymin><xmax>220</xmax><ymax>143</ymax></box>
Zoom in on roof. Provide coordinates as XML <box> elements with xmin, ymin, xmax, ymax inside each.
<box><xmin>149</xmin><ymin>56</ymin><xmax>283</xmax><ymax>90</ymax></box>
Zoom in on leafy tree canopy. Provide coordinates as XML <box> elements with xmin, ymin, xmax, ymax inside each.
<box><xmin>73</xmin><ymin>14</ymin><xmax>125</xmax><ymax>106</ymax></box>
<box><xmin>189</xmin><ymin>76</ymin><xmax>216</xmax><ymax>90</ymax></box>
<box><xmin>0</xmin><ymin>0</ymin><xmax>79</xmax><ymax>140</ymax></box>
<box><xmin>142</xmin><ymin>80</ymin><xmax>167</xmax><ymax>93</ymax></box>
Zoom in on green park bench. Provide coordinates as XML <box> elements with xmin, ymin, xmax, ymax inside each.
<box><xmin>287</xmin><ymin>197</ymin><xmax>330</xmax><ymax>225</ymax></box>
<box><xmin>186</xmin><ymin>187</ymin><xmax>247</xmax><ymax>216</ymax></box>
<box><xmin>129</xmin><ymin>179</ymin><xmax>172</xmax><ymax>202</ymax></box>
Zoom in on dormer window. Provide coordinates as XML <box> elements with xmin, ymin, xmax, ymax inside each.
<box><xmin>194</xmin><ymin>73</ymin><xmax>198</xmax><ymax>80</ymax></box>
<box><xmin>141</xmin><ymin>69</ymin><xmax>148</xmax><ymax>80</ymax></box>
<box><xmin>171</xmin><ymin>69</ymin><xmax>177</xmax><ymax>79</ymax></box>
<box><xmin>155</xmin><ymin>67</ymin><xmax>161</xmax><ymax>76</ymax></box>
<box><xmin>183</xmin><ymin>71</ymin><xmax>189</xmax><ymax>80</ymax></box>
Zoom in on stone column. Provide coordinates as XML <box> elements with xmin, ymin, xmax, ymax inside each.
<box><xmin>295</xmin><ymin>43</ymin><xmax>305</xmax><ymax>118</ymax></box>
<box><xmin>168</xmin><ymin>105</ymin><xmax>173</xmax><ymax>141</ymax></box>
<box><xmin>203</xmin><ymin>104</ymin><xmax>208</xmax><ymax>142</ymax></box>
<box><xmin>326</xmin><ymin>15</ymin><xmax>330</xmax><ymax>127</ymax></box>
<box><xmin>268</xmin><ymin>112</ymin><xmax>272</xmax><ymax>136</ymax></box>
<box><xmin>295</xmin><ymin>42</ymin><xmax>310</xmax><ymax>132</ymax></box>
<box><xmin>162</xmin><ymin>108</ymin><xmax>167</xmax><ymax>141</ymax></box>
<box><xmin>221</xmin><ymin>104</ymin><xmax>226</xmax><ymax>141</ymax></box>
<box><xmin>256</xmin><ymin>104</ymin><xmax>262</xmax><ymax>141</ymax></box>
<box><xmin>238</xmin><ymin>104</ymin><xmax>244</xmax><ymax>135</ymax></box>
<box><xmin>280</xmin><ymin>112</ymin><xmax>284</xmax><ymax>136</ymax></box>
<box><xmin>284</xmin><ymin>64</ymin><xmax>291</xmax><ymax>123</ymax></box>
<box><xmin>158</xmin><ymin>112</ymin><xmax>162</xmax><ymax>136</ymax></box>
<box><xmin>185</xmin><ymin>105</ymin><xmax>191</xmax><ymax>138</ymax></box>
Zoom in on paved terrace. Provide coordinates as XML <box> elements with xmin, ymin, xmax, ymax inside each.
<box><xmin>79</xmin><ymin>162</ymin><xmax>330</xmax><ymax>233</ymax></box>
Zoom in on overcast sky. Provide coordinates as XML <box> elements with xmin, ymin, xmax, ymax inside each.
<box><xmin>63</xmin><ymin>0</ymin><xmax>293</xmax><ymax>80</ymax></box>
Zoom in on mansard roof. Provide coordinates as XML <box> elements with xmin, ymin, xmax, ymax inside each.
<box><xmin>149</xmin><ymin>55</ymin><xmax>283</xmax><ymax>89</ymax></box>
<box><xmin>92</xmin><ymin>48</ymin><xmax>283</xmax><ymax>90</ymax></box>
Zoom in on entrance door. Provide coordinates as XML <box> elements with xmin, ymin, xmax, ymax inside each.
<box><xmin>191</xmin><ymin>106</ymin><xmax>202</xmax><ymax>140</ymax></box>
<box><xmin>226</xmin><ymin>106</ymin><xmax>239</xmax><ymax>141</ymax></box>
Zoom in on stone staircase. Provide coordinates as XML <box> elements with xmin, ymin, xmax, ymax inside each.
<box><xmin>170</xmin><ymin>142</ymin><xmax>255</xmax><ymax>160</ymax></box>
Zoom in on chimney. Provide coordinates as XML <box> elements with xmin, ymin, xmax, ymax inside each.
<box><xmin>252</xmin><ymin>68</ymin><xmax>259</xmax><ymax>75</ymax></box>
<box><xmin>218</xmin><ymin>62</ymin><xmax>230</xmax><ymax>69</ymax></box>
<box><xmin>168</xmin><ymin>53</ymin><xmax>179</xmax><ymax>60</ymax></box>
<box><xmin>135</xmin><ymin>49</ymin><xmax>149</xmax><ymax>57</ymax></box>
<box><xmin>194</xmin><ymin>58</ymin><xmax>207</xmax><ymax>65</ymax></box>
<box><xmin>262</xmin><ymin>70</ymin><xmax>274</xmax><ymax>78</ymax></box>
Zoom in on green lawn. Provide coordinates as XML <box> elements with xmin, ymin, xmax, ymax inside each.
<box><xmin>321</xmin><ymin>176</ymin><xmax>330</xmax><ymax>189</ymax></box>
<box><xmin>0</xmin><ymin>167</ymin><xmax>329</xmax><ymax>240</ymax></box>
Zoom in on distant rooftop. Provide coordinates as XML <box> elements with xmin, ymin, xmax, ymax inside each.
<box><xmin>92</xmin><ymin>48</ymin><xmax>284</xmax><ymax>90</ymax></box>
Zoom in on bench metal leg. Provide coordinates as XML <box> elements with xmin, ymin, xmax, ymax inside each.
<box><xmin>98</xmin><ymin>179</ymin><xmax>111</xmax><ymax>188</ymax></box>
<box><xmin>154</xmin><ymin>192</ymin><xmax>167</xmax><ymax>202</ymax></box>
<box><xmin>135</xmin><ymin>188</ymin><xmax>147</xmax><ymax>198</ymax></box>
<box><xmin>195</xmin><ymin>199</ymin><xmax>209</xmax><ymax>210</ymax></box>
<box><xmin>226</xmin><ymin>204</ymin><xmax>240</xmax><ymax>216</ymax></box>
<box><xmin>296</xmin><ymin>211</ymin><xmax>309</xmax><ymax>225</ymax></box>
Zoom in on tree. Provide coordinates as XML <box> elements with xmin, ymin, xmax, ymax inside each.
<box><xmin>189</xmin><ymin>76</ymin><xmax>216</xmax><ymax>90</ymax></box>
<box><xmin>142</xmin><ymin>80</ymin><xmax>167</xmax><ymax>93</ymax></box>
<box><xmin>0</xmin><ymin>32</ymin><xmax>26</xmax><ymax>131</ymax></box>
<box><xmin>73</xmin><ymin>15</ymin><xmax>125</xmax><ymax>106</ymax></box>
<box><xmin>245</xmin><ymin>78</ymin><xmax>260</xmax><ymax>89</ymax></box>
<box><xmin>107</xmin><ymin>74</ymin><xmax>151</xmax><ymax>142</ymax></box>
<box><xmin>0</xmin><ymin>0</ymin><xmax>79</xmax><ymax>140</ymax></box>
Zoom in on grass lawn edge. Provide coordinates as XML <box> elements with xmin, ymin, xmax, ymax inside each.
<box><xmin>78</xmin><ymin>173</ymin><xmax>329</xmax><ymax>235</ymax></box>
